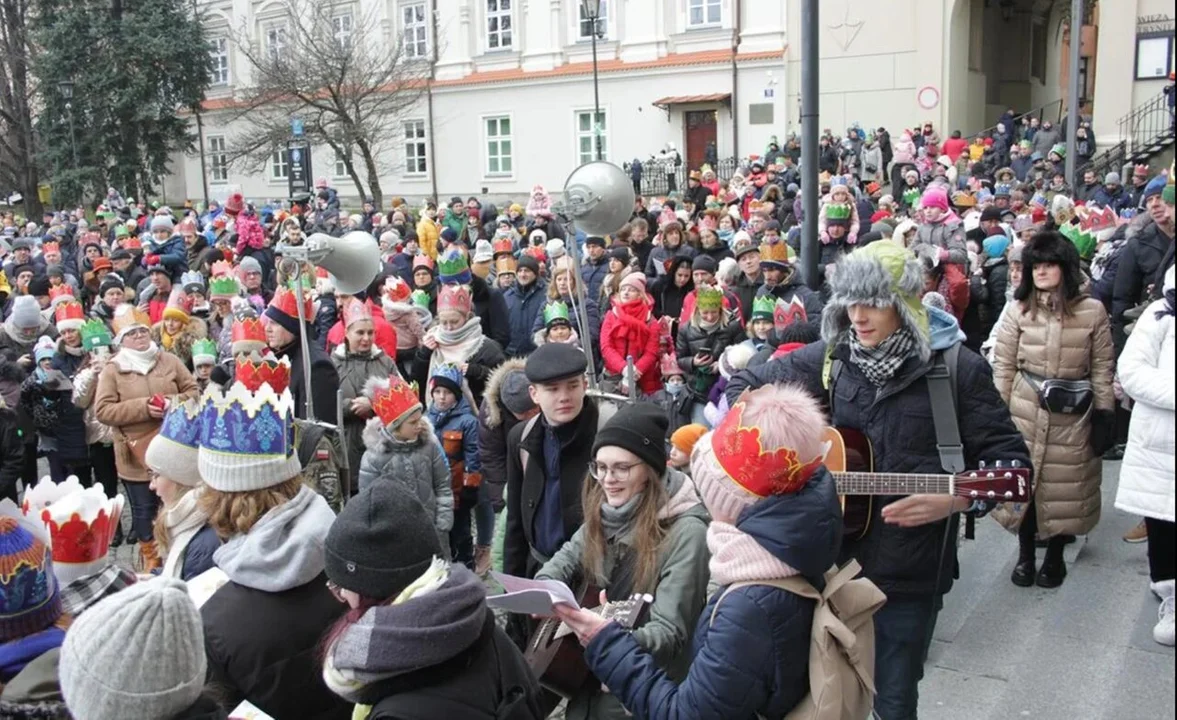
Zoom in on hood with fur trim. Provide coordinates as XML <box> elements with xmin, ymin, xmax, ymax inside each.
<box><xmin>481</xmin><ymin>357</ymin><xmax>527</xmax><ymax>429</ymax></box>
<box><xmin>821</xmin><ymin>241</ymin><xmax>931</xmax><ymax>361</ymax></box>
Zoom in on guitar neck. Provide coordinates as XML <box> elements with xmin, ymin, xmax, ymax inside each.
<box><xmin>833</xmin><ymin>471</ymin><xmax>955</xmax><ymax>496</ymax></box>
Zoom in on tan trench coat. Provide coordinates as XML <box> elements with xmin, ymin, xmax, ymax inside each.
<box><xmin>992</xmin><ymin>293</ymin><xmax>1115</xmax><ymax>537</ymax></box>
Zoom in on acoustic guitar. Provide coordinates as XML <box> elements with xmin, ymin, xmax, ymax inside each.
<box><xmin>823</xmin><ymin>427</ymin><xmax>1031</xmax><ymax>540</ymax></box>
<box><xmin>524</xmin><ymin>585</ymin><xmax>651</xmax><ymax>699</ymax></box>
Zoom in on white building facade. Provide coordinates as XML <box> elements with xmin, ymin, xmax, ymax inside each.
<box><xmin>171</xmin><ymin>0</ymin><xmax>1057</xmax><ymax>208</ymax></box>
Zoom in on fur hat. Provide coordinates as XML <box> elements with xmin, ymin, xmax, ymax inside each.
<box><xmin>822</xmin><ymin>241</ymin><xmax>930</xmax><ymax>361</ymax></box>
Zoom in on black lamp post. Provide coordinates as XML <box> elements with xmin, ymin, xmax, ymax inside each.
<box><xmin>58</xmin><ymin>80</ymin><xmax>79</xmax><ymax>172</ymax></box>
<box><xmin>581</xmin><ymin>0</ymin><xmax>603</xmax><ymax>161</ymax></box>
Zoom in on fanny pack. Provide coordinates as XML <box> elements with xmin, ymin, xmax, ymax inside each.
<box><xmin>1021</xmin><ymin>370</ymin><xmax>1093</xmax><ymax>415</ymax></box>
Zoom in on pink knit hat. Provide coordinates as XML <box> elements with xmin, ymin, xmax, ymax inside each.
<box><xmin>692</xmin><ymin>384</ymin><xmax>828</xmax><ymax>523</ymax></box>
<box><xmin>921</xmin><ymin>187</ymin><xmax>950</xmax><ymax>213</ymax></box>
<box><xmin>619</xmin><ymin>273</ymin><xmax>647</xmax><ymax>293</ymax></box>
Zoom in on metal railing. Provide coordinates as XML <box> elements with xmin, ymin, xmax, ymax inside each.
<box><xmin>1077</xmin><ymin>139</ymin><xmax>1126</xmax><ymax>182</ymax></box>
<box><xmin>623</xmin><ymin>156</ymin><xmax>740</xmax><ymax>197</ymax></box>
<box><xmin>1118</xmin><ymin>88</ymin><xmax>1176</xmax><ymax>162</ymax></box>
<box><xmin>963</xmin><ymin>98</ymin><xmax>1065</xmax><ymax>141</ymax></box>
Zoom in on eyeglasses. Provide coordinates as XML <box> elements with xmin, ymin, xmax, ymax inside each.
<box><xmin>588</xmin><ymin>461</ymin><xmax>641</xmax><ymax>482</ymax></box>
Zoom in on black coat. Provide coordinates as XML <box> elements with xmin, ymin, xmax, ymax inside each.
<box><xmin>273</xmin><ymin>333</ymin><xmax>340</xmax><ymax>422</ymax></box>
<box><xmin>503</xmin><ymin>400</ymin><xmax>599</xmax><ymax>578</ymax></box>
<box><xmin>1112</xmin><ymin>219</ymin><xmax>1174</xmax><ymax>351</ymax></box>
<box><xmin>413</xmin><ymin>338</ymin><xmax>505</xmax><ymax>409</ymax></box>
<box><xmin>726</xmin><ymin>340</ymin><xmax>1030</xmax><ymax>598</ymax></box>
<box><xmin>470</xmin><ymin>275</ymin><xmax>511</xmax><ymax>350</ymax></box>
<box><xmin>367</xmin><ymin>611</ymin><xmax>544</xmax><ymax>720</ymax></box>
<box><xmin>651</xmin><ymin>257</ymin><xmax>693</xmax><ymax>323</ymax></box>
<box><xmin>0</xmin><ymin>405</ymin><xmax>23</xmax><ymax>503</ymax></box>
<box><xmin>477</xmin><ymin>359</ymin><xmax>528</xmax><ymax>513</ymax></box>
<box><xmin>675</xmin><ymin>317</ymin><xmax>743</xmax><ymax>402</ymax></box>
<box><xmin>202</xmin><ymin>572</ymin><xmax>350</xmax><ymax>720</ymax></box>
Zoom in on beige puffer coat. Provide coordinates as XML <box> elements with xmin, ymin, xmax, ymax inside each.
<box><xmin>992</xmin><ymin>293</ymin><xmax>1115</xmax><ymax>537</ymax></box>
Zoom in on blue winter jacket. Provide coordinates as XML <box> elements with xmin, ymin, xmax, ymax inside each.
<box><xmin>583</xmin><ymin>469</ymin><xmax>843</xmax><ymax>720</ymax></box>
<box><xmin>146</xmin><ymin>234</ymin><xmax>188</xmax><ymax>280</ymax></box>
<box><xmin>503</xmin><ymin>280</ymin><xmax>548</xmax><ymax>357</ymax></box>
<box><xmin>428</xmin><ymin>396</ymin><xmax>481</xmax><ymax>475</ymax></box>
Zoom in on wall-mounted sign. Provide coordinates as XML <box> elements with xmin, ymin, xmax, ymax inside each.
<box><xmin>917</xmin><ymin>86</ymin><xmax>940</xmax><ymax>110</ymax></box>
<box><xmin>1136</xmin><ymin>14</ymin><xmax>1174</xmax><ymax>34</ymax></box>
<box><xmin>763</xmin><ymin>87</ymin><xmax>775</xmax><ymax>99</ymax></box>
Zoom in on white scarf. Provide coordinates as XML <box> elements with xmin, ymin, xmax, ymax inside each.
<box><xmin>112</xmin><ymin>343</ymin><xmax>160</xmax><ymax>375</ymax></box>
<box><xmin>160</xmin><ymin>489</ymin><xmax>210</xmax><ymax>579</ymax></box>
<box><xmin>426</xmin><ymin>316</ymin><xmax>485</xmax><ymax>374</ymax></box>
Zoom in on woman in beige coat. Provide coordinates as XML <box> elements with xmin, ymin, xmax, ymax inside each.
<box><xmin>94</xmin><ymin>305</ymin><xmax>198</xmax><ymax>572</ymax></box>
<box><xmin>994</xmin><ymin>231</ymin><xmax>1115</xmax><ymax>589</ymax></box>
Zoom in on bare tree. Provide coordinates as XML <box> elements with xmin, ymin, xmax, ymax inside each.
<box><xmin>0</xmin><ymin>0</ymin><xmax>41</xmax><ymax>217</ymax></box>
<box><xmin>227</xmin><ymin>0</ymin><xmax>432</xmax><ymax>207</ymax></box>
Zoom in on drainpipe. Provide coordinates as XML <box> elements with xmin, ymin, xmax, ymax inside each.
<box><xmin>427</xmin><ymin>0</ymin><xmax>439</xmax><ymax>202</ymax></box>
<box><xmin>730</xmin><ymin>0</ymin><xmax>741</xmax><ymax>158</ymax></box>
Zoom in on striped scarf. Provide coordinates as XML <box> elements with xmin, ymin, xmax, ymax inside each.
<box><xmin>848</xmin><ymin>326</ymin><xmax>917</xmax><ymax>387</ymax></box>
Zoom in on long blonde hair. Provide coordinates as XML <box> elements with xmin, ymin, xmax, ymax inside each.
<box><xmin>198</xmin><ymin>476</ymin><xmax>302</xmax><ymax>540</ymax></box>
<box><xmin>579</xmin><ymin>463</ymin><xmax>669</xmax><ymax>596</ymax></box>
<box><xmin>152</xmin><ymin>484</ymin><xmax>195</xmax><ymax>553</ymax></box>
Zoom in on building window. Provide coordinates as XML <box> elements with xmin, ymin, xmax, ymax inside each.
<box><xmin>332</xmin><ymin>13</ymin><xmax>353</xmax><ymax>50</ymax></box>
<box><xmin>208</xmin><ymin>136</ymin><xmax>229</xmax><ymax>183</ymax></box>
<box><xmin>209</xmin><ymin>37</ymin><xmax>230</xmax><ymax>86</ymax></box>
<box><xmin>484</xmin><ymin>116</ymin><xmax>512</xmax><ymax>175</ymax></box>
<box><xmin>270</xmin><ymin>149</ymin><xmax>289</xmax><ymax>180</ymax></box>
<box><xmin>575</xmin><ymin>110</ymin><xmax>606</xmax><ymax>164</ymax></box>
<box><xmin>266</xmin><ymin>23</ymin><xmax>288</xmax><ymax>61</ymax></box>
<box><xmin>578</xmin><ymin>0</ymin><xmax>607</xmax><ymax>40</ymax></box>
<box><xmin>687</xmin><ymin>0</ymin><xmax>720</xmax><ymax>28</ymax></box>
<box><xmin>333</xmin><ymin>147</ymin><xmax>349</xmax><ymax>178</ymax></box>
<box><xmin>403</xmin><ymin>3</ymin><xmax>429</xmax><ymax>58</ymax></box>
<box><xmin>1030</xmin><ymin>20</ymin><xmax>1047</xmax><ymax>83</ymax></box>
<box><xmin>1135</xmin><ymin>34</ymin><xmax>1174</xmax><ymax>80</ymax></box>
<box><xmin>486</xmin><ymin>0</ymin><xmax>512</xmax><ymax>50</ymax></box>
<box><xmin>404</xmin><ymin>120</ymin><xmax>427</xmax><ymax>175</ymax></box>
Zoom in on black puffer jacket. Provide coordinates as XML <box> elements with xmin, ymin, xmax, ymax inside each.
<box><xmin>1111</xmin><ymin>219</ymin><xmax>1174</xmax><ymax>351</ymax></box>
<box><xmin>470</xmin><ymin>275</ymin><xmax>511</xmax><ymax>350</ymax></box>
<box><xmin>726</xmin><ymin>340</ymin><xmax>1030</xmax><ymax>598</ymax></box>
<box><xmin>675</xmin><ymin>316</ymin><xmax>742</xmax><ymax>402</ymax></box>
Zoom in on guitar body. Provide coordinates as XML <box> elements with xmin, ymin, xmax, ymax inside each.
<box><xmin>822</xmin><ymin>426</ymin><xmax>875</xmax><ymax>541</ymax></box>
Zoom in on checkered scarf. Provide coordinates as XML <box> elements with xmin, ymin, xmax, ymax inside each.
<box><xmin>848</xmin><ymin>326</ymin><xmax>917</xmax><ymax>387</ymax></box>
<box><xmin>60</xmin><ymin>565</ymin><xmax>138</xmax><ymax>616</ymax></box>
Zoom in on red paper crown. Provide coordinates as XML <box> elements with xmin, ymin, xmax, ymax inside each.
<box><xmin>1080</xmin><ymin>206</ymin><xmax>1117</xmax><ymax>234</ymax></box>
<box><xmin>268</xmin><ymin>286</ymin><xmax>314</xmax><ymax>320</ymax></box>
<box><xmin>341</xmin><ymin>298</ymin><xmax>372</xmax><ymax>327</ymax></box>
<box><xmin>773</xmin><ymin>296</ymin><xmax>808</xmax><ymax>331</ymax></box>
<box><xmin>383</xmin><ymin>276</ymin><xmax>411</xmax><ymax>304</ymax></box>
<box><xmin>55</xmin><ymin>298</ymin><xmax>86</xmax><ymax>328</ymax></box>
<box><xmin>712</xmin><ymin>401</ymin><xmax>823</xmax><ymax>497</ymax></box>
<box><xmin>40</xmin><ymin>505</ymin><xmax>118</xmax><ymax>565</ymax></box>
<box><xmin>371</xmin><ymin>378</ymin><xmax>421</xmax><ymax>427</ymax></box>
<box><xmin>438</xmin><ymin>284</ymin><xmax>472</xmax><ymax>316</ymax></box>
<box><xmin>235</xmin><ymin>355</ymin><xmax>291</xmax><ymax>394</ymax></box>
<box><xmin>42</xmin><ymin>241</ymin><xmax>60</xmax><ymax>255</ymax></box>
<box><xmin>231</xmin><ymin>316</ymin><xmax>266</xmax><ymax>347</ymax></box>
<box><xmin>49</xmin><ymin>285</ymin><xmax>74</xmax><ymax>303</ymax></box>
<box><xmin>493</xmin><ymin>238</ymin><xmax>514</xmax><ymax>256</ymax></box>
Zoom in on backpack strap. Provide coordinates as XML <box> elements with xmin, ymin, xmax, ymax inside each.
<box><xmin>709</xmin><ymin>575</ymin><xmax>823</xmax><ymax>627</ymax></box>
<box><xmin>821</xmin><ymin>344</ymin><xmax>843</xmax><ymax>416</ymax></box>
<box><xmin>926</xmin><ymin>344</ymin><xmax>964</xmax><ymax>473</ymax></box>
<box><xmin>516</xmin><ymin>415</ymin><xmax>542</xmax><ymax>477</ymax></box>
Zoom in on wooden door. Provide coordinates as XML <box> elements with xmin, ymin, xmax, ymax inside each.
<box><xmin>685</xmin><ymin>110</ymin><xmax>717</xmax><ymax>171</ymax></box>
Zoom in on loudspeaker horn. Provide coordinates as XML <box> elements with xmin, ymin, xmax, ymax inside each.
<box><xmin>292</xmin><ymin>232</ymin><xmax>382</xmax><ymax>295</ymax></box>
<box><xmin>561</xmin><ymin>161</ymin><xmax>635</xmax><ymax>237</ymax></box>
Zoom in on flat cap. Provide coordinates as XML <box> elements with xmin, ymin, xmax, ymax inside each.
<box><xmin>525</xmin><ymin>343</ymin><xmax>587</xmax><ymax>384</ymax></box>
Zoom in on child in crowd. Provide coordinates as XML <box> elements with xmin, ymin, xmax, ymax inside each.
<box><xmin>358</xmin><ymin>376</ymin><xmax>454</xmax><ymax>554</ymax></box>
<box><xmin>382</xmin><ymin>275</ymin><xmax>428</xmax><ymax>380</ymax></box>
<box><xmin>426</xmin><ymin>363</ymin><xmax>483</xmax><ymax>570</ymax></box>
<box><xmin>649</xmin><ymin>353</ymin><xmax>693</xmax><ymax>438</ymax></box>
<box><xmin>539</xmin><ymin>301</ymin><xmax>580</xmax><ymax>347</ymax></box>
<box><xmin>190</xmin><ymin>338</ymin><xmax>217</xmax><ymax>393</ymax></box>
<box><xmin>743</xmin><ymin>295</ymin><xmax>776</xmax><ymax>352</ymax></box>
<box><xmin>704</xmin><ymin>343</ymin><xmax>755</xmax><ymax>427</ymax></box>
<box><xmin>675</xmin><ymin>284</ymin><xmax>741</xmax><ymax>426</ymax></box>
<box><xmin>668</xmin><ymin>423</ymin><xmax>707</xmax><ymax>473</ymax></box>
<box><xmin>818</xmin><ymin>179</ymin><xmax>861</xmax><ymax>244</ymax></box>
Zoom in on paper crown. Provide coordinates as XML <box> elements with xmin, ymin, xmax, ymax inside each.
<box><xmin>495</xmin><ymin>255</ymin><xmax>517</xmax><ymax>275</ymax></box>
<box><xmin>197</xmin><ymin>374</ymin><xmax>299</xmax><ymax>492</ymax></box>
<box><xmin>268</xmin><ymin>286</ymin><xmax>314</xmax><ymax>320</ymax></box>
<box><xmin>235</xmin><ymin>354</ymin><xmax>291</xmax><ymax>394</ymax></box>
<box><xmin>951</xmin><ymin>191</ymin><xmax>976</xmax><ymax>208</ymax></box>
<box><xmin>825</xmin><ymin>203</ymin><xmax>852</xmax><ymax>223</ymax></box>
<box><xmin>163</xmin><ymin>287</ymin><xmax>193</xmax><ymax>322</ymax></box>
<box><xmin>48</xmin><ymin>285</ymin><xmax>75</xmax><ymax>309</ymax></box>
<box><xmin>493</xmin><ymin>238</ymin><xmax>514</xmax><ymax>257</ymax></box>
<box><xmin>1059</xmin><ymin>223</ymin><xmax>1096</xmax><ymax>261</ymax></box>
<box><xmin>383</xmin><ymin>276</ymin><xmax>412</xmax><ymax>304</ymax></box>
<box><xmin>180</xmin><ymin>270</ymin><xmax>206</xmax><ymax>295</ymax></box>
<box><xmin>659</xmin><ymin>353</ymin><xmax>682</xmax><ymax>377</ymax></box>
<box><xmin>438</xmin><ymin>248</ymin><xmax>471</xmax><ymax>283</ymax></box>
<box><xmin>341</xmin><ymin>298</ymin><xmax>372</xmax><ymax>328</ymax></box>
<box><xmin>429</xmin><ymin>362</ymin><xmax>464</xmax><ymax>393</ymax></box>
<box><xmin>410</xmin><ymin>289</ymin><xmax>432</xmax><ymax>309</ymax></box>
<box><xmin>413</xmin><ymin>254</ymin><xmax>435</xmax><ymax>272</ymax></box>
<box><xmin>110</xmin><ymin>304</ymin><xmax>150</xmax><ymax>338</ymax></box>
<box><xmin>712</xmin><ymin>400</ymin><xmax>823</xmax><ymax>497</ymax></box>
<box><xmin>760</xmin><ymin>239</ymin><xmax>795</xmax><ymax>267</ymax></box>
<box><xmin>438</xmin><ymin>284</ymin><xmax>472</xmax><ymax>316</ymax></box>
<box><xmin>155</xmin><ymin>395</ymin><xmax>203</xmax><ymax>456</ymax></box>
<box><xmin>1080</xmin><ymin>205</ymin><xmax>1118</xmax><ymax>235</ymax></box>
<box><xmin>903</xmin><ymin>187</ymin><xmax>922</xmax><ymax>206</ymax></box>
<box><xmin>79</xmin><ymin>319</ymin><xmax>112</xmax><ymax>350</ymax></box>
<box><xmin>369</xmin><ymin>377</ymin><xmax>422</xmax><ymax>428</ymax></box>
<box><xmin>230</xmin><ymin>316</ymin><xmax>266</xmax><ymax>355</ymax></box>
<box><xmin>190</xmin><ymin>338</ymin><xmax>218</xmax><ymax>365</ymax></box>
<box><xmin>41</xmin><ymin>241</ymin><xmax>59</xmax><ymax>255</ymax></box>
<box><xmin>55</xmin><ymin>297</ymin><xmax>86</xmax><ymax>331</ymax></box>
<box><xmin>751</xmin><ymin>295</ymin><xmax>777</xmax><ymax>321</ymax></box>
<box><xmin>774</xmin><ymin>295</ymin><xmax>809</xmax><ymax>330</ymax></box>
<box><xmin>696</xmin><ymin>284</ymin><xmax>723</xmax><ymax>311</ymax></box>
<box><xmin>994</xmin><ymin>183</ymin><xmax>1012</xmax><ymax>197</ymax></box>
<box><xmin>21</xmin><ymin>476</ymin><xmax>124</xmax><ymax>585</ymax></box>
<box><xmin>544</xmin><ymin>301</ymin><xmax>571</xmax><ymax>327</ymax></box>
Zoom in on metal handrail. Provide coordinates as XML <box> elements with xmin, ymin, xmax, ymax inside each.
<box><xmin>962</xmin><ymin>98</ymin><xmax>1065</xmax><ymax>141</ymax></box>
<box><xmin>1117</xmin><ymin>89</ymin><xmax>1176</xmax><ymax>159</ymax></box>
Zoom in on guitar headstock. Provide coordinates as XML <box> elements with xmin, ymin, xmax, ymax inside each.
<box><xmin>955</xmin><ymin>460</ymin><xmax>1031</xmax><ymax>503</ymax></box>
<box><xmin>601</xmin><ymin>593</ymin><xmax>653</xmax><ymax>630</ymax></box>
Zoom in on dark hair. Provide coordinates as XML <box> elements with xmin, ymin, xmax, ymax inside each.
<box><xmin>775</xmin><ymin>321</ymin><xmax>821</xmax><ymax>347</ymax></box>
<box><xmin>1014</xmin><ymin>230</ymin><xmax>1084</xmax><ymax>316</ymax></box>
<box><xmin>951</xmin><ymin>130</ymin><xmax>962</xmax><ymax>139</ymax></box>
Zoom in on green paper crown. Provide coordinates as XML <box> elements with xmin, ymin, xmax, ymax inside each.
<box><xmin>1050</xmin><ymin>143</ymin><xmax>1066</xmax><ymax>159</ymax></box>
<box><xmin>191</xmin><ymin>338</ymin><xmax>218</xmax><ymax>363</ymax></box>
<box><xmin>1060</xmin><ymin>224</ymin><xmax>1095</xmax><ymax>261</ymax></box>
<box><xmin>903</xmin><ymin>187</ymin><xmax>921</xmax><ymax>206</ymax></box>
<box><xmin>437</xmin><ymin>250</ymin><xmax>469</xmax><ymax>277</ymax></box>
<box><xmin>826</xmin><ymin>203</ymin><xmax>852</xmax><ymax>222</ymax></box>
<box><xmin>696</xmin><ymin>285</ymin><xmax>723</xmax><ymax>311</ymax></box>
<box><xmin>410</xmin><ymin>289</ymin><xmax>431</xmax><ymax>309</ymax></box>
<box><xmin>208</xmin><ymin>274</ymin><xmax>240</xmax><ymax>298</ymax></box>
<box><xmin>544</xmin><ymin>301</ymin><xmax>571</xmax><ymax>327</ymax></box>
<box><xmin>751</xmin><ymin>295</ymin><xmax>777</xmax><ymax>321</ymax></box>
<box><xmin>80</xmin><ymin>318</ymin><xmax>112</xmax><ymax>351</ymax></box>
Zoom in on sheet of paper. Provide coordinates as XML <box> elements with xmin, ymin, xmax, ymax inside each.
<box><xmin>229</xmin><ymin>700</ymin><xmax>276</xmax><ymax>720</ymax></box>
<box><xmin>488</xmin><ymin>572</ymin><xmax>580</xmax><ymax>613</ymax></box>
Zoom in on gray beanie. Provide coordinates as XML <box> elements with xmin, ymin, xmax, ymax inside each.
<box><xmin>500</xmin><ymin>367</ymin><xmax>536</xmax><ymax>416</ymax></box>
<box><xmin>1104</xmin><ymin>172</ymin><xmax>1121</xmax><ymax>186</ymax></box>
<box><xmin>9</xmin><ymin>295</ymin><xmax>41</xmax><ymax>330</ymax></box>
<box><xmin>238</xmin><ymin>256</ymin><xmax>262</xmax><ymax>275</ymax></box>
<box><xmin>60</xmin><ymin>577</ymin><xmax>206</xmax><ymax>720</ymax></box>
<box><xmin>149</xmin><ymin>215</ymin><xmax>175</xmax><ymax>233</ymax></box>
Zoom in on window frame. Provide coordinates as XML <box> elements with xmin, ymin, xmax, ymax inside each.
<box><xmin>483</xmin><ymin>114</ymin><xmax>514</xmax><ymax>178</ymax></box>
<box><xmin>264</xmin><ymin>22</ymin><xmax>289</xmax><ymax>62</ymax></box>
<box><xmin>574</xmin><ymin>108</ymin><xmax>608</xmax><ymax>165</ymax></box>
<box><xmin>685</xmin><ymin>0</ymin><xmax>722</xmax><ymax>29</ymax></box>
<box><xmin>332</xmin><ymin>146</ymin><xmax>350</xmax><ymax>180</ymax></box>
<box><xmin>209</xmin><ymin>36</ymin><xmax>231</xmax><ymax>86</ymax></box>
<box><xmin>485</xmin><ymin>0</ymin><xmax>514</xmax><ymax>52</ymax></box>
<box><xmin>331</xmin><ymin>12</ymin><xmax>354</xmax><ymax>51</ymax></box>
<box><xmin>270</xmin><ymin>148</ymin><xmax>290</xmax><ymax>181</ymax></box>
<box><xmin>403</xmin><ymin>119</ymin><xmax>428</xmax><ymax>177</ymax></box>
<box><xmin>1134</xmin><ymin>33</ymin><xmax>1174</xmax><ymax>81</ymax></box>
<box><xmin>402</xmin><ymin>2</ymin><xmax>429</xmax><ymax>59</ymax></box>
<box><xmin>207</xmin><ymin>135</ymin><xmax>229</xmax><ymax>184</ymax></box>
<box><xmin>576</xmin><ymin>0</ymin><xmax>608</xmax><ymax>41</ymax></box>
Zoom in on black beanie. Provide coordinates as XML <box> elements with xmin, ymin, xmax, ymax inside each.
<box><xmin>325</xmin><ymin>482</ymin><xmax>443</xmax><ymax>599</ymax></box>
<box><xmin>99</xmin><ymin>275</ymin><xmax>125</xmax><ymax>297</ymax></box>
<box><xmin>27</xmin><ymin>275</ymin><xmax>51</xmax><ymax>298</ymax></box>
<box><xmin>691</xmin><ymin>255</ymin><xmax>718</xmax><ymax>274</ymax></box>
<box><xmin>592</xmin><ymin>402</ymin><xmax>668</xmax><ymax>471</ymax></box>
<box><xmin>517</xmin><ymin>254</ymin><xmax>540</xmax><ymax>274</ymax></box>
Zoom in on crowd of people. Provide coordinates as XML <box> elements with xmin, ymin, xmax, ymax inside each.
<box><xmin>0</xmin><ymin>115</ymin><xmax>1171</xmax><ymax>720</ymax></box>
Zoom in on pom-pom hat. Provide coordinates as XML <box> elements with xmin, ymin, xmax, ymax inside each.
<box><xmin>0</xmin><ymin>508</ymin><xmax>62</xmax><ymax>642</ymax></box>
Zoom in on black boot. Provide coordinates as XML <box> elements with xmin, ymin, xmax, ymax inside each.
<box><xmin>1036</xmin><ymin>538</ymin><xmax>1067</xmax><ymax>588</ymax></box>
<box><xmin>1011</xmin><ymin>542</ymin><xmax>1036</xmax><ymax>587</ymax></box>
<box><xmin>110</xmin><ymin>522</ymin><xmax>124</xmax><ymax>548</ymax></box>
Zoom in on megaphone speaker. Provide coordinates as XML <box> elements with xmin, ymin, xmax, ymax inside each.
<box><xmin>304</xmin><ymin>231</ymin><xmax>383</xmax><ymax>295</ymax></box>
<box><xmin>563</xmin><ymin>161</ymin><xmax>635</xmax><ymax>237</ymax></box>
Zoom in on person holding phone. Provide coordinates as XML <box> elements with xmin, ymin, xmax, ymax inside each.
<box><xmin>675</xmin><ymin>284</ymin><xmax>741</xmax><ymax>426</ymax></box>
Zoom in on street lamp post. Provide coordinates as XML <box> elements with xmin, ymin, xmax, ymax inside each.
<box><xmin>58</xmin><ymin>80</ymin><xmax>79</xmax><ymax>173</ymax></box>
<box><xmin>581</xmin><ymin>0</ymin><xmax>603</xmax><ymax>161</ymax></box>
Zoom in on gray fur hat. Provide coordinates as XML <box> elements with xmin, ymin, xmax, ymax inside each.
<box><xmin>821</xmin><ymin>241</ymin><xmax>931</xmax><ymax>361</ymax></box>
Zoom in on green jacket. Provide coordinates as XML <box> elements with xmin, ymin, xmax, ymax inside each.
<box><xmin>441</xmin><ymin>209</ymin><xmax>467</xmax><ymax>239</ymax></box>
<box><xmin>536</xmin><ymin>469</ymin><xmax>711</xmax><ymax>720</ymax></box>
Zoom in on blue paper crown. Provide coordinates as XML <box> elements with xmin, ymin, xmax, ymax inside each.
<box><xmin>430</xmin><ymin>362</ymin><xmax>464</xmax><ymax>390</ymax></box>
<box><xmin>157</xmin><ymin>397</ymin><xmax>203</xmax><ymax>452</ymax></box>
<box><xmin>198</xmin><ymin>387</ymin><xmax>295</xmax><ymax>460</ymax></box>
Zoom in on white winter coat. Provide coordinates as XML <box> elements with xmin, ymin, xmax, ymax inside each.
<box><xmin>1114</xmin><ymin>273</ymin><xmax>1175</xmax><ymax>523</ymax></box>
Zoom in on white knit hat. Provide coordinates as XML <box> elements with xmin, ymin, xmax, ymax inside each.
<box><xmin>144</xmin><ymin>397</ymin><xmax>204</xmax><ymax>487</ymax></box>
